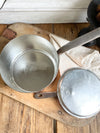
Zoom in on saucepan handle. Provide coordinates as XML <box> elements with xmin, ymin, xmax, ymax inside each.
<box><xmin>34</xmin><ymin>91</ymin><xmax>57</xmax><ymax>99</ymax></box>
<box><xmin>78</xmin><ymin>26</ymin><xmax>96</xmax><ymax>47</ymax></box>
<box><xmin>57</xmin><ymin>27</ymin><xmax>100</xmax><ymax>54</ymax></box>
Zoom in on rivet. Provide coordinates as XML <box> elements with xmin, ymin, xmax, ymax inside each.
<box><xmin>58</xmin><ymin>111</ymin><xmax>62</xmax><ymax>115</ymax></box>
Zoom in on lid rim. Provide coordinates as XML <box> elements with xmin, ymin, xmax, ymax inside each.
<box><xmin>57</xmin><ymin>68</ymin><xmax>100</xmax><ymax>118</ymax></box>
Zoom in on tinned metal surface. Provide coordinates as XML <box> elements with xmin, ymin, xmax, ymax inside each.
<box><xmin>0</xmin><ymin>35</ymin><xmax>59</xmax><ymax>92</ymax></box>
<box><xmin>57</xmin><ymin>68</ymin><xmax>100</xmax><ymax>118</ymax></box>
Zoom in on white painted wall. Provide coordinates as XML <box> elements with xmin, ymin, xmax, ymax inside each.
<box><xmin>3</xmin><ymin>0</ymin><xmax>91</xmax><ymax>10</ymax></box>
<box><xmin>0</xmin><ymin>0</ymin><xmax>91</xmax><ymax>23</ymax></box>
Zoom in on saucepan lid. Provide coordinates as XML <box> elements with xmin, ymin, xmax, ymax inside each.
<box><xmin>34</xmin><ymin>68</ymin><xmax>100</xmax><ymax>118</ymax></box>
<box><xmin>57</xmin><ymin>68</ymin><xmax>100</xmax><ymax>118</ymax></box>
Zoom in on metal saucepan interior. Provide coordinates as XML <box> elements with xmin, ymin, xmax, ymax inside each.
<box><xmin>0</xmin><ymin>35</ymin><xmax>58</xmax><ymax>92</ymax></box>
<box><xmin>0</xmin><ymin>28</ymin><xmax>100</xmax><ymax>92</ymax></box>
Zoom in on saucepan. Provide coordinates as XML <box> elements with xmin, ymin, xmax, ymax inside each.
<box><xmin>0</xmin><ymin>28</ymin><xmax>100</xmax><ymax>93</ymax></box>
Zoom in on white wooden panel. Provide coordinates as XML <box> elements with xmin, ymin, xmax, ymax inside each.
<box><xmin>0</xmin><ymin>0</ymin><xmax>90</xmax><ymax>23</ymax></box>
<box><xmin>0</xmin><ymin>0</ymin><xmax>5</xmax><ymax>8</ymax></box>
<box><xmin>3</xmin><ymin>0</ymin><xmax>91</xmax><ymax>11</ymax></box>
<box><xmin>0</xmin><ymin>9</ymin><xmax>87</xmax><ymax>24</ymax></box>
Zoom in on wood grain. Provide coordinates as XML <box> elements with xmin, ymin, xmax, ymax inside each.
<box><xmin>53</xmin><ymin>23</ymin><xmax>89</xmax><ymax>40</ymax></box>
<box><xmin>96</xmin><ymin>112</ymin><xmax>100</xmax><ymax>133</ymax></box>
<box><xmin>0</xmin><ymin>24</ymin><xmax>7</xmax><ymax>35</ymax></box>
<box><xmin>89</xmin><ymin>119</ymin><xmax>98</xmax><ymax>133</ymax></box>
<box><xmin>57</xmin><ymin>122</ymin><xmax>73</xmax><ymax>133</ymax></box>
<box><xmin>35</xmin><ymin>111</ymin><xmax>54</xmax><ymax>133</ymax></box>
<box><xmin>56</xmin><ymin>108</ymin><xmax>99</xmax><ymax>133</ymax></box>
<box><xmin>33</xmin><ymin>24</ymin><xmax>53</xmax><ymax>33</ymax></box>
<box><xmin>0</xmin><ymin>94</ymin><xmax>54</xmax><ymax>133</ymax></box>
<box><xmin>0</xmin><ymin>94</ymin><xmax>34</xmax><ymax>133</ymax></box>
<box><xmin>57</xmin><ymin>122</ymin><xmax>90</xmax><ymax>133</ymax></box>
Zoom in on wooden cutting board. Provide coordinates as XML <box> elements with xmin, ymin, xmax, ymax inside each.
<box><xmin>0</xmin><ymin>23</ymin><xmax>96</xmax><ymax>127</ymax></box>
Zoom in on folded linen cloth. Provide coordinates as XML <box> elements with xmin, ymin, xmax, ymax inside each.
<box><xmin>49</xmin><ymin>34</ymin><xmax>100</xmax><ymax>79</ymax></box>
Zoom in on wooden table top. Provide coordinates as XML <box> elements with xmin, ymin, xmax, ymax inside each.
<box><xmin>0</xmin><ymin>23</ymin><xmax>100</xmax><ymax>133</ymax></box>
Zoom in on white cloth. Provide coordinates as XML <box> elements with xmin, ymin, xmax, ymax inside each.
<box><xmin>49</xmin><ymin>34</ymin><xmax>100</xmax><ymax>79</ymax></box>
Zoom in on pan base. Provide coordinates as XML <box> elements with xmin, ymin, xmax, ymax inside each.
<box><xmin>12</xmin><ymin>50</ymin><xmax>55</xmax><ymax>92</ymax></box>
